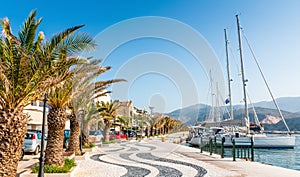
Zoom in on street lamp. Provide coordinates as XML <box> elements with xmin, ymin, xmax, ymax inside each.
<box><xmin>79</xmin><ymin>109</ymin><xmax>85</xmax><ymax>152</ymax></box>
<box><xmin>38</xmin><ymin>93</ymin><xmax>48</xmax><ymax>177</ymax></box>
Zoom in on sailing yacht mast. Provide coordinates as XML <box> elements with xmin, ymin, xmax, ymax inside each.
<box><xmin>236</xmin><ymin>15</ymin><xmax>250</xmax><ymax>134</ymax></box>
<box><xmin>209</xmin><ymin>70</ymin><xmax>214</xmax><ymax>122</ymax></box>
<box><xmin>224</xmin><ymin>29</ymin><xmax>233</xmax><ymax>120</ymax></box>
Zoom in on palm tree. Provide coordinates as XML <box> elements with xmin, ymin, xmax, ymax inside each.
<box><xmin>43</xmin><ymin>26</ymin><xmax>96</xmax><ymax>166</ymax></box>
<box><xmin>97</xmin><ymin>101</ymin><xmax>118</xmax><ymax>142</ymax></box>
<box><xmin>163</xmin><ymin>116</ymin><xmax>178</xmax><ymax>134</ymax></box>
<box><xmin>118</xmin><ymin>116</ymin><xmax>130</xmax><ymax>139</ymax></box>
<box><xmin>80</xmin><ymin>102</ymin><xmax>100</xmax><ymax>146</ymax></box>
<box><xmin>0</xmin><ymin>10</ymin><xmax>71</xmax><ymax>175</ymax></box>
<box><xmin>66</xmin><ymin>61</ymin><xmax>111</xmax><ymax>155</ymax></box>
<box><xmin>147</xmin><ymin>116</ymin><xmax>160</xmax><ymax>136</ymax></box>
<box><xmin>69</xmin><ymin>76</ymin><xmax>124</xmax><ymax>151</ymax></box>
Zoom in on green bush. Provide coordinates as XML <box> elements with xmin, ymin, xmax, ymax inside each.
<box><xmin>83</xmin><ymin>142</ymin><xmax>95</xmax><ymax>148</ymax></box>
<box><xmin>32</xmin><ymin>158</ymin><xmax>76</xmax><ymax>173</ymax></box>
<box><xmin>102</xmin><ymin>140</ymin><xmax>116</xmax><ymax>144</ymax></box>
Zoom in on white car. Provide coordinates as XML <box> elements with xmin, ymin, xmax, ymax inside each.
<box><xmin>89</xmin><ymin>130</ymin><xmax>104</xmax><ymax>142</ymax></box>
<box><xmin>23</xmin><ymin>131</ymin><xmax>46</xmax><ymax>155</ymax></box>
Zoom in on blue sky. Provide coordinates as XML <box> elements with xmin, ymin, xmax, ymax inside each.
<box><xmin>2</xmin><ymin>0</ymin><xmax>300</xmax><ymax>113</ymax></box>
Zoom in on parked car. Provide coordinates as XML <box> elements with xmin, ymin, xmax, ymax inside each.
<box><xmin>127</xmin><ymin>130</ymin><xmax>137</xmax><ymax>138</ymax></box>
<box><xmin>22</xmin><ymin>131</ymin><xmax>46</xmax><ymax>155</ymax></box>
<box><xmin>137</xmin><ymin>130</ymin><xmax>146</xmax><ymax>137</ymax></box>
<box><xmin>89</xmin><ymin>130</ymin><xmax>104</xmax><ymax>142</ymax></box>
<box><xmin>109</xmin><ymin>131</ymin><xmax>127</xmax><ymax>140</ymax></box>
<box><xmin>63</xmin><ymin>129</ymin><xmax>70</xmax><ymax>148</ymax></box>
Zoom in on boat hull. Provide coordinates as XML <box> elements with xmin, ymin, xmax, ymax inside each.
<box><xmin>190</xmin><ymin>135</ymin><xmax>295</xmax><ymax>149</ymax></box>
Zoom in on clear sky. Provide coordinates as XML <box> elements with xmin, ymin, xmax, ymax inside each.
<box><xmin>2</xmin><ymin>0</ymin><xmax>300</xmax><ymax>113</ymax></box>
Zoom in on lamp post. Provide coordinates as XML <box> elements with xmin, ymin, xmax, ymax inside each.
<box><xmin>79</xmin><ymin>109</ymin><xmax>85</xmax><ymax>152</ymax></box>
<box><xmin>38</xmin><ymin>93</ymin><xmax>48</xmax><ymax>177</ymax></box>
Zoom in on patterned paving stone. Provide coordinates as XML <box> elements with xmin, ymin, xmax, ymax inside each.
<box><xmin>90</xmin><ymin>154</ymin><xmax>151</xmax><ymax>177</ymax></box>
<box><xmin>120</xmin><ymin>153</ymin><xmax>183</xmax><ymax>177</ymax></box>
<box><xmin>134</xmin><ymin>143</ymin><xmax>156</xmax><ymax>151</ymax></box>
<box><xmin>136</xmin><ymin>153</ymin><xmax>207</xmax><ymax>177</ymax></box>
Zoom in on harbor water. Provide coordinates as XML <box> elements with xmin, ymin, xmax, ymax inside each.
<box><xmin>253</xmin><ymin>135</ymin><xmax>300</xmax><ymax>171</ymax></box>
<box><xmin>189</xmin><ymin>135</ymin><xmax>300</xmax><ymax>171</ymax></box>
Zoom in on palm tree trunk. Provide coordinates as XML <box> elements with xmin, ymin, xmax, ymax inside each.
<box><xmin>82</xmin><ymin>124</ymin><xmax>89</xmax><ymax>146</ymax></box>
<box><xmin>150</xmin><ymin>126</ymin><xmax>153</xmax><ymax>136</ymax></box>
<box><xmin>104</xmin><ymin>121</ymin><xmax>110</xmax><ymax>142</ymax></box>
<box><xmin>45</xmin><ymin>108</ymin><xmax>67</xmax><ymax>167</ymax></box>
<box><xmin>0</xmin><ymin>109</ymin><xmax>27</xmax><ymax>176</ymax></box>
<box><xmin>66</xmin><ymin>114</ymin><xmax>81</xmax><ymax>155</ymax></box>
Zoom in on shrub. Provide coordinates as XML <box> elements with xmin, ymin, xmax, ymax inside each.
<box><xmin>102</xmin><ymin>140</ymin><xmax>116</xmax><ymax>144</ymax></box>
<box><xmin>32</xmin><ymin>158</ymin><xmax>76</xmax><ymax>173</ymax></box>
<box><xmin>83</xmin><ymin>142</ymin><xmax>95</xmax><ymax>148</ymax></box>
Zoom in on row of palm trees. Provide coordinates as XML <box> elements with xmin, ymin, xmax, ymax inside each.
<box><xmin>0</xmin><ymin>10</ymin><xmax>123</xmax><ymax>176</ymax></box>
<box><xmin>79</xmin><ymin>101</ymin><xmax>188</xmax><ymax>144</ymax></box>
<box><xmin>103</xmin><ymin>105</ymin><xmax>188</xmax><ymax>138</ymax></box>
<box><xmin>0</xmin><ymin>10</ymin><xmax>188</xmax><ymax>176</ymax></box>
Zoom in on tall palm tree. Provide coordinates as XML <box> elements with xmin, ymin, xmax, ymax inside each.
<box><xmin>97</xmin><ymin>101</ymin><xmax>118</xmax><ymax>142</ymax></box>
<box><xmin>157</xmin><ymin>118</ymin><xmax>166</xmax><ymax>135</ymax></box>
<box><xmin>66</xmin><ymin>61</ymin><xmax>111</xmax><ymax>154</ymax></box>
<box><xmin>0</xmin><ymin>10</ymin><xmax>71</xmax><ymax>175</ymax></box>
<box><xmin>163</xmin><ymin>116</ymin><xmax>178</xmax><ymax>134</ymax></box>
<box><xmin>80</xmin><ymin>102</ymin><xmax>100</xmax><ymax>146</ymax></box>
<box><xmin>68</xmin><ymin>77</ymin><xmax>124</xmax><ymax>151</ymax></box>
<box><xmin>147</xmin><ymin>116</ymin><xmax>160</xmax><ymax>136</ymax></box>
<box><xmin>43</xmin><ymin>27</ymin><xmax>96</xmax><ymax>166</ymax></box>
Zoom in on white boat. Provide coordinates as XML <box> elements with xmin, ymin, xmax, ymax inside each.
<box><xmin>191</xmin><ymin>132</ymin><xmax>295</xmax><ymax>149</ymax></box>
<box><xmin>220</xmin><ymin>134</ymin><xmax>295</xmax><ymax>149</ymax></box>
<box><xmin>189</xmin><ymin>16</ymin><xmax>295</xmax><ymax>149</ymax></box>
<box><xmin>233</xmin><ymin>15</ymin><xmax>295</xmax><ymax>149</ymax></box>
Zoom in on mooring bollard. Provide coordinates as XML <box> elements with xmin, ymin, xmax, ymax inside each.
<box><xmin>251</xmin><ymin>136</ymin><xmax>254</xmax><ymax>161</ymax></box>
<box><xmin>209</xmin><ymin>137</ymin><xmax>213</xmax><ymax>155</ymax></box>
<box><xmin>221</xmin><ymin>137</ymin><xmax>225</xmax><ymax>158</ymax></box>
<box><xmin>200</xmin><ymin>136</ymin><xmax>203</xmax><ymax>153</ymax></box>
<box><xmin>232</xmin><ymin>138</ymin><xmax>236</xmax><ymax>161</ymax></box>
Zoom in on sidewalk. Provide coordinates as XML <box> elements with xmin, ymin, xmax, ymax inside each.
<box><xmin>72</xmin><ymin>132</ymin><xmax>300</xmax><ymax>177</ymax></box>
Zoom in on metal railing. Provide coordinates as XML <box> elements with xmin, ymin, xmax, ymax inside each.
<box><xmin>199</xmin><ymin>136</ymin><xmax>254</xmax><ymax>161</ymax></box>
<box><xmin>232</xmin><ymin>137</ymin><xmax>254</xmax><ymax>161</ymax></box>
<box><xmin>200</xmin><ymin>136</ymin><xmax>225</xmax><ymax>157</ymax></box>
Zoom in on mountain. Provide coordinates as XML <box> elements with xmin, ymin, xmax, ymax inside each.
<box><xmin>168</xmin><ymin>104</ymin><xmax>209</xmax><ymax>125</ymax></box>
<box><xmin>167</xmin><ymin>97</ymin><xmax>300</xmax><ymax>131</ymax></box>
<box><xmin>254</xmin><ymin>97</ymin><xmax>300</xmax><ymax>113</ymax></box>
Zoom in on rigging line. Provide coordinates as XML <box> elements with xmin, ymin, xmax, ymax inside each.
<box><xmin>226</xmin><ymin>20</ymin><xmax>242</xmax><ymax>76</ymax></box>
<box><xmin>246</xmin><ymin>90</ymin><xmax>260</xmax><ymax>125</ymax></box>
<box><xmin>241</xmin><ymin>30</ymin><xmax>291</xmax><ymax>133</ymax></box>
<box><xmin>216</xmin><ymin>81</ymin><xmax>231</xmax><ymax>119</ymax></box>
<box><xmin>228</xmin><ymin>40</ymin><xmax>242</xmax><ymax>77</ymax></box>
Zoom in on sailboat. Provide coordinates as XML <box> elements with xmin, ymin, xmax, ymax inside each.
<box><xmin>189</xmin><ymin>15</ymin><xmax>295</xmax><ymax>149</ymax></box>
<box><xmin>221</xmin><ymin>15</ymin><xmax>295</xmax><ymax>149</ymax></box>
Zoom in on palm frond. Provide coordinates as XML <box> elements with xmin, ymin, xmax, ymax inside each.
<box><xmin>61</xmin><ymin>33</ymin><xmax>96</xmax><ymax>55</ymax></box>
<box><xmin>18</xmin><ymin>9</ymin><xmax>43</xmax><ymax>53</ymax></box>
<box><xmin>47</xmin><ymin>25</ymin><xmax>84</xmax><ymax>54</ymax></box>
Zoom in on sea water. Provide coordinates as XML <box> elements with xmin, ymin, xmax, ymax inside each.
<box><xmin>253</xmin><ymin>135</ymin><xmax>300</xmax><ymax>171</ymax></box>
<box><xmin>189</xmin><ymin>135</ymin><xmax>300</xmax><ymax>171</ymax></box>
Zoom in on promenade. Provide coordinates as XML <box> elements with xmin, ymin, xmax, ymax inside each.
<box><xmin>72</xmin><ymin>132</ymin><xmax>300</xmax><ymax>177</ymax></box>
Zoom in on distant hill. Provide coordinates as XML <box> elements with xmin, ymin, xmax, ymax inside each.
<box><xmin>167</xmin><ymin>97</ymin><xmax>300</xmax><ymax>131</ymax></box>
<box><xmin>167</xmin><ymin>104</ymin><xmax>209</xmax><ymax>125</ymax></box>
<box><xmin>254</xmin><ymin>97</ymin><xmax>300</xmax><ymax>113</ymax></box>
